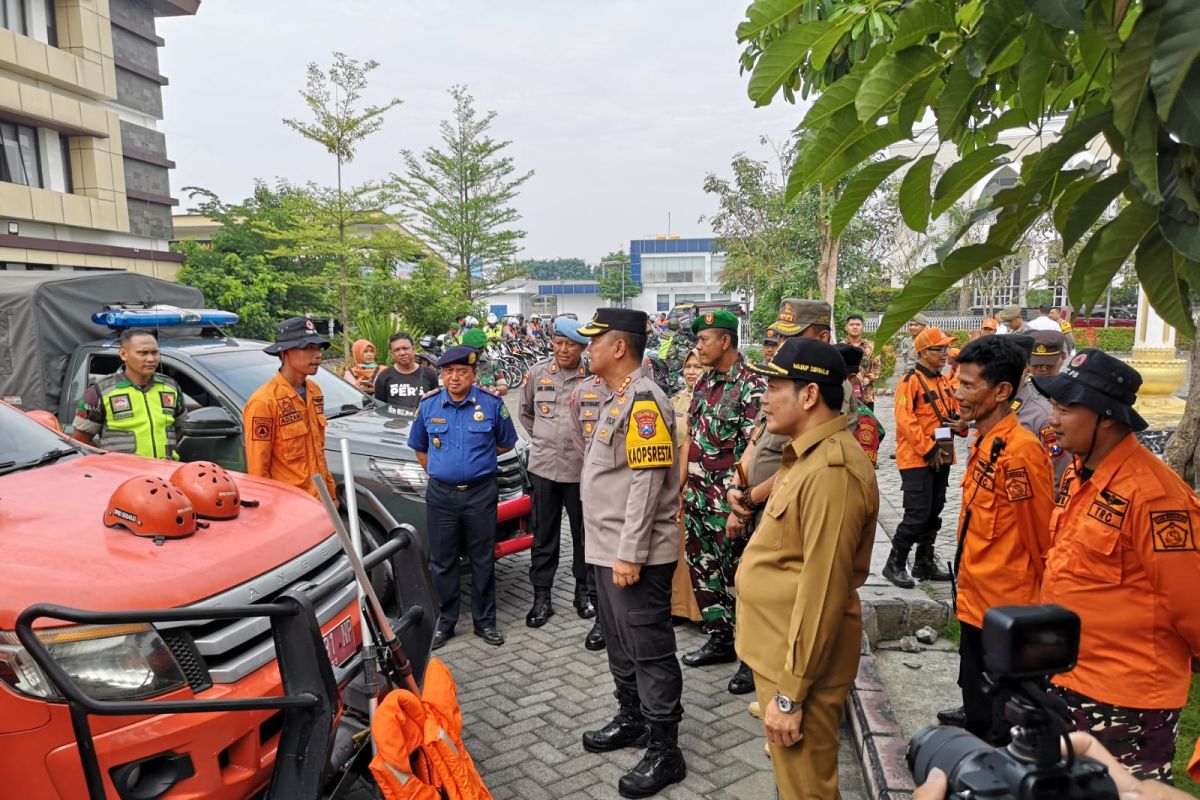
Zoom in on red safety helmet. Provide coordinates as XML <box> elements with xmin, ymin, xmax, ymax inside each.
<box><xmin>103</xmin><ymin>476</ymin><xmax>197</xmax><ymax>539</ymax></box>
<box><xmin>170</xmin><ymin>461</ymin><xmax>241</xmax><ymax>520</ymax></box>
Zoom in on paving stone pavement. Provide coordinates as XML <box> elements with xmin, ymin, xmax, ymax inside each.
<box><xmin>872</xmin><ymin>391</ymin><xmax>965</xmax><ymax>606</ymax></box>
<box><xmin>423</xmin><ymin>392</ymin><xmax>869</xmax><ymax>800</ymax></box>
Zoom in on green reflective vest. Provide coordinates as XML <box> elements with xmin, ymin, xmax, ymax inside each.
<box><xmin>96</xmin><ymin>373</ymin><xmax>182</xmax><ymax>459</ymax></box>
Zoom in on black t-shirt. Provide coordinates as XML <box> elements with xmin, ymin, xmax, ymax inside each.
<box><xmin>374</xmin><ymin>365</ymin><xmax>439</xmax><ymax>413</ymax></box>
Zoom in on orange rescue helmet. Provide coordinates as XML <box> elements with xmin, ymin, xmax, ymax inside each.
<box><xmin>25</xmin><ymin>409</ymin><xmax>62</xmax><ymax>433</ymax></box>
<box><xmin>170</xmin><ymin>461</ymin><xmax>241</xmax><ymax>520</ymax></box>
<box><xmin>103</xmin><ymin>476</ymin><xmax>197</xmax><ymax>539</ymax></box>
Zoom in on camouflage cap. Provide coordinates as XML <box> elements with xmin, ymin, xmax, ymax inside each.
<box><xmin>774</xmin><ymin>298</ymin><xmax>831</xmax><ymax>336</ymax></box>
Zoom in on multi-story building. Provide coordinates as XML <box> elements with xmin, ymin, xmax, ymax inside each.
<box><xmin>629</xmin><ymin>236</ymin><xmax>737</xmax><ymax>315</ymax></box>
<box><xmin>0</xmin><ymin>0</ymin><xmax>196</xmax><ymax>277</ymax></box>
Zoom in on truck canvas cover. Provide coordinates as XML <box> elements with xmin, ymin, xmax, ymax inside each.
<box><xmin>0</xmin><ymin>272</ymin><xmax>202</xmax><ymax>412</ymax></box>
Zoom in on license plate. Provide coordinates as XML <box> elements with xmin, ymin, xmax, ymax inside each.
<box><xmin>322</xmin><ymin>616</ymin><xmax>356</xmax><ymax>667</ymax></box>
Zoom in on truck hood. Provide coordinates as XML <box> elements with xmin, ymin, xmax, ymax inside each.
<box><xmin>0</xmin><ymin>453</ymin><xmax>335</xmax><ymax>627</ymax></box>
<box><xmin>324</xmin><ymin>406</ymin><xmax>416</xmax><ymax>459</ymax></box>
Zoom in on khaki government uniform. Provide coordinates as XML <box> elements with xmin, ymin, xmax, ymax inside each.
<box><xmin>670</xmin><ymin>389</ymin><xmax>701</xmax><ymax>621</ymax></box>
<box><xmin>736</xmin><ymin>414</ymin><xmax>879</xmax><ymax>799</ymax></box>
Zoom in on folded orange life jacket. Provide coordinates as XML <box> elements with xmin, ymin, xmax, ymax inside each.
<box><xmin>370</xmin><ymin>658</ymin><xmax>492</xmax><ymax>800</ymax></box>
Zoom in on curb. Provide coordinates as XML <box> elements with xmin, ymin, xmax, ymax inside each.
<box><xmin>844</xmin><ymin>632</ymin><xmax>916</xmax><ymax>800</ymax></box>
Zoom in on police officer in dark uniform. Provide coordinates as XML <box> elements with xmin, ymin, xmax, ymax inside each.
<box><xmin>409</xmin><ymin>345</ymin><xmax>519</xmax><ymax>649</ymax></box>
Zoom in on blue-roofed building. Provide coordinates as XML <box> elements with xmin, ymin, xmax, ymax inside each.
<box><xmin>629</xmin><ymin>236</ymin><xmax>741</xmax><ymax>317</ymax></box>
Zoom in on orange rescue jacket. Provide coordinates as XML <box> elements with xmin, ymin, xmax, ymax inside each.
<box><xmin>242</xmin><ymin>371</ymin><xmax>336</xmax><ymax>502</ymax></box>
<box><xmin>370</xmin><ymin>658</ymin><xmax>492</xmax><ymax>800</ymax></box>
<box><xmin>954</xmin><ymin>413</ymin><xmax>1054</xmax><ymax>629</ymax></box>
<box><xmin>894</xmin><ymin>365</ymin><xmax>961</xmax><ymax>470</ymax></box>
<box><xmin>1042</xmin><ymin>434</ymin><xmax>1200</xmax><ymax>709</ymax></box>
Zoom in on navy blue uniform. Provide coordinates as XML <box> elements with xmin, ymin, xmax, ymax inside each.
<box><xmin>410</xmin><ymin>386</ymin><xmax>518</xmax><ymax>634</ymax></box>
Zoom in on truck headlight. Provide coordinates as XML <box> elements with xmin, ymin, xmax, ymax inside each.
<box><xmin>369</xmin><ymin>456</ymin><xmax>427</xmax><ymax>498</ymax></box>
<box><xmin>0</xmin><ymin>624</ymin><xmax>188</xmax><ymax>701</ymax></box>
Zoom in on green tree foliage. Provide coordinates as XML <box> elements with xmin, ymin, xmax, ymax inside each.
<box><xmin>736</xmin><ymin>0</ymin><xmax>1200</xmax><ymax>345</ymax></box>
<box><xmin>174</xmin><ymin>183</ymin><xmax>321</xmax><ymax>339</ymax></box>
<box><xmin>516</xmin><ymin>258</ymin><xmax>593</xmax><ymax>280</ymax></box>
<box><xmin>596</xmin><ymin>264</ymin><xmax>642</xmax><ymax>305</ymax></box>
<box><xmin>282</xmin><ymin>52</ymin><xmax>403</xmax><ymax>361</ymax></box>
<box><xmin>392</xmin><ymin>86</ymin><xmax>534</xmax><ymax>301</ymax></box>
<box><xmin>702</xmin><ymin>145</ymin><xmax>897</xmax><ymax>335</ymax></box>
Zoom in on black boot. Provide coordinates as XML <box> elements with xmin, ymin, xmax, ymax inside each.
<box><xmin>582</xmin><ymin>692</ymin><xmax>649</xmax><ymax>753</ymax></box>
<box><xmin>727</xmin><ymin>662</ymin><xmax>754</xmax><ymax>695</ymax></box>
<box><xmin>584</xmin><ymin>620</ymin><xmax>606</xmax><ymax>651</ymax></box>
<box><xmin>525</xmin><ymin>587</ymin><xmax>554</xmax><ymax>628</ymax></box>
<box><xmin>911</xmin><ymin>544</ymin><xmax>952</xmax><ymax>581</ymax></box>
<box><xmin>617</xmin><ymin>721</ymin><xmax>687</xmax><ymax>798</ymax></box>
<box><xmin>681</xmin><ymin>632</ymin><xmax>736</xmax><ymax>667</ymax></box>
<box><xmin>937</xmin><ymin>705</ymin><xmax>967</xmax><ymax>727</ymax></box>
<box><xmin>882</xmin><ymin>546</ymin><xmax>915</xmax><ymax>589</ymax></box>
<box><xmin>574</xmin><ymin>584</ymin><xmax>596</xmax><ymax>619</ymax></box>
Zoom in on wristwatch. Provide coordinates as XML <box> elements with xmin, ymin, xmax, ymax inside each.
<box><xmin>774</xmin><ymin>692</ymin><xmax>801</xmax><ymax>714</ymax></box>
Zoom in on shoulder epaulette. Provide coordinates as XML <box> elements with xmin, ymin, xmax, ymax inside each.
<box><xmin>478</xmin><ymin>385</ymin><xmax>501</xmax><ymax>398</ymax></box>
<box><xmin>420</xmin><ymin>387</ymin><xmax>442</xmax><ymax>400</ymax></box>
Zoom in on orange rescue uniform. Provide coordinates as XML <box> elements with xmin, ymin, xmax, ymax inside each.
<box><xmin>1042</xmin><ymin>433</ymin><xmax>1200</xmax><ymax>709</ymax></box>
<box><xmin>894</xmin><ymin>365</ymin><xmax>961</xmax><ymax>470</ymax></box>
<box><xmin>243</xmin><ymin>371</ymin><xmax>336</xmax><ymax>503</ymax></box>
<box><xmin>954</xmin><ymin>413</ymin><xmax>1054</xmax><ymax>629</ymax></box>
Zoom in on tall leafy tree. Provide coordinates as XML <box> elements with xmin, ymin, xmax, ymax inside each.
<box><xmin>736</xmin><ymin>0</ymin><xmax>1200</xmax><ymax>482</ymax></box>
<box><xmin>282</xmin><ymin>52</ymin><xmax>403</xmax><ymax>360</ymax></box>
<box><xmin>392</xmin><ymin>85</ymin><xmax>534</xmax><ymax>301</ymax></box>
<box><xmin>516</xmin><ymin>257</ymin><xmax>593</xmax><ymax>280</ymax></box>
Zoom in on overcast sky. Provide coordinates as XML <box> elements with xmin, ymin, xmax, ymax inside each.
<box><xmin>157</xmin><ymin>1</ymin><xmax>804</xmax><ymax>261</ymax></box>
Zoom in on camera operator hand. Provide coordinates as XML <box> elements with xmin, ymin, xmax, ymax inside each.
<box><xmin>912</xmin><ymin>734</ymin><xmax>1192</xmax><ymax>799</ymax></box>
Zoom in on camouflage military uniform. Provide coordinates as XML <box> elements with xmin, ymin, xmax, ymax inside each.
<box><xmin>1051</xmin><ymin>686</ymin><xmax>1181</xmax><ymax>782</ymax></box>
<box><xmin>684</xmin><ymin>355</ymin><xmax>764</xmax><ymax>637</ymax></box>
<box><xmin>475</xmin><ymin>354</ymin><xmax>509</xmax><ymax>393</ymax></box>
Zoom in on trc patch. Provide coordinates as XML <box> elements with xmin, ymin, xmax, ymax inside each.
<box><xmin>252</xmin><ymin>417</ymin><xmax>273</xmax><ymax>441</ymax></box>
<box><xmin>1004</xmin><ymin>467</ymin><xmax>1032</xmax><ymax>502</ymax></box>
<box><xmin>1088</xmin><ymin>489</ymin><xmax>1129</xmax><ymax>530</ymax></box>
<box><xmin>1150</xmin><ymin>510</ymin><xmax>1195</xmax><ymax>552</ymax></box>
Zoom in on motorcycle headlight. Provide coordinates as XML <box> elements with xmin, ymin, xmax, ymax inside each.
<box><xmin>0</xmin><ymin>624</ymin><xmax>187</xmax><ymax>701</ymax></box>
<box><xmin>370</xmin><ymin>456</ymin><xmax>428</xmax><ymax>498</ymax></box>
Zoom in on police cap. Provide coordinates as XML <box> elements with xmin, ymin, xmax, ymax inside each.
<box><xmin>774</xmin><ymin>298</ymin><xmax>831</xmax><ymax>336</ymax></box>
<box><xmin>436</xmin><ymin>344</ymin><xmax>481</xmax><ymax>368</ymax></box>
<box><xmin>577</xmin><ymin>308</ymin><xmax>650</xmax><ymax>337</ymax></box>
<box><xmin>1030</xmin><ymin>330</ymin><xmax>1066</xmax><ymax>365</ymax></box>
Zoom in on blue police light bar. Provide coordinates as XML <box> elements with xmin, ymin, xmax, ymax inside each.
<box><xmin>92</xmin><ymin>305</ymin><xmax>240</xmax><ymax>329</ymax></box>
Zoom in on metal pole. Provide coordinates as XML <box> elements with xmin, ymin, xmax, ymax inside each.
<box><xmin>338</xmin><ymin>439</ymin><xmax>377</xmax><ymax>749</ymax></box>
<box><xmin>1105</xmin><ymin>285</ymin><xmax>1112</xmax><ymax>327</ymax></box>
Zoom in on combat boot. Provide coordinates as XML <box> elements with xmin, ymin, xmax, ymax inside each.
<box><xmin>582</xmin><ymin>691</ymin><xmax>649</xmax><ymax>753</ymax></box>
<box><xmin>525</xmin><ymin>587</ymin><xmax>554</xmax><ymax>628</ymax></box>
<box><xmin>574</xmin><ymin>584</ymin><xmax>596</xmax><ymax>619</ymax></box>
<box><xmin>911</xmin><ymin>544</ymin><xmax>952</xmax><ymax>581</ymax></box>
<box><xmin>681</xmin><ymin>632</ymin><xmax>736</xmax><ymax>667</ymax></box>
<box><xmin>882</xmin><ymin>546</ymin><xmax>915</xmax><ymax>589</ymax></box>
<box><xmin>617</xmin><ymin>721</ymin><xmax>687</xmax><ymax>798</ymax></box>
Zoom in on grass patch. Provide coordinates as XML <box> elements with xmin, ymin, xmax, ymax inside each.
<box><xmin>939</xmin><ymin>618</ymin><xmax>961</xmax><ymax>647</ymax></box>
<box><xmin>1175</xmin><ymin>675</ymin><xmax>1199</xmax><ymax>796</ymax></box>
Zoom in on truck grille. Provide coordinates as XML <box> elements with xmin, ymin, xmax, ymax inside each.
<box><xmin>156</xmin><ymin>534</ymin><xmax>358</xmax><ymax>685</ymax></box>
<box><xmin>497</xmin><ymin>450</ymin><xmax>527</xmax><ymax>498</ymax></box>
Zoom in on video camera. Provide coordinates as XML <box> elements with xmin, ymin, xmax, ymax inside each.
<box><xmin>907</xmin><ymin>605</ymin><xmax>1118</xmax><ymax>799</ymax></box>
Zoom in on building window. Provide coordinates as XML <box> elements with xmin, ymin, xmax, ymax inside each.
<box><xmin>642</xmin><ymin>255</ymin><xmax>704</xmax><ymax>283</ymax></box>
<box><xmin>971</xmin><ymin>257</ymin><xmax>1024</xmax><ymax>311</ymax></box>
<box><xmin>531</xmin><ymin>295</ymin><xmax>557</xmax><ymax>316</ymax></box>
<box><xmin>675</xmin><ymin>292</ymin><xmax>706</xmax><ymax>304</ymax></box>
<box><xmin>0</xmin><ymin>122</ymin><xmax>42</xmax><ymax>188</ymax></box>
<box><xmin>656</xmin><ymin>293</ymin><xmax>670</xmax><ymax>312</ymax></box>
<box><xmin>59</xmin><ymin>134</ymin><xmax>72</xmax><ymax>193</ymax></box>
<box><xmin>1</xmin><ymin>0</ymin><xmax>26</xmax><ymax>35</ymax></box>
<box><xmin>44</xmin><ymin>0</ymin><xmax>56</xmax><ymax>45</ymax></box>
<box><xmin>708</xmin><ymin>293</ymin><xmax>730</xmax><ymax>302</ymax></box>
<box><xmin>710</xmin><ymin>254</ymin><xmax>726</xmax><ymax>280</ymax></box>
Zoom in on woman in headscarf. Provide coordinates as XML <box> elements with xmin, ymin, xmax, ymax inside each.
<box><xmin>670</xmin><ymin>349</ymin><xmax>705</xmax><ymax>621</ymax></box>
<box><xmin>343</xmin><ymin>339</ymin><xmax>383</xmax><ymax>394</ymax></box>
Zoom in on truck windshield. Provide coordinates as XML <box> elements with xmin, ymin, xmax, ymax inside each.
<box><xmin>192</xmin><ymin>349</ymin><xmax>375</xmax><ymax>416</ymax></box>
<box><xmin>0</xmin><ymin>405</ymin><xmax>81</xmax><ymax>474</ymax></box>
